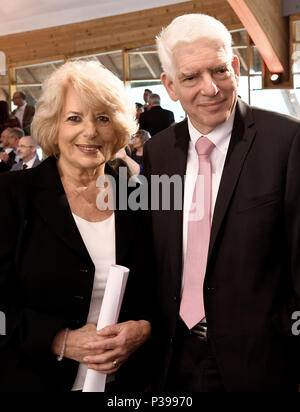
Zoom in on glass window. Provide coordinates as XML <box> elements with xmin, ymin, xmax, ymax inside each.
<box><xmin>0</xmin><ymin>72</ymin><xmax>8</xmax><ymax>85</ymax></box>
<box><xmin>233</xmin><ymin>47</ymin><xmax>248</xmax><ymax>76</ymax></box>
<box><xmin>70</xmin><ymin>52</ymin><xmax>123</xmax><ymax>79</ymax></box>
<box><xmin>129</xmin><ymin>52</ymin><xmax>162</xmax><ymax>80</ymax></box>
<box><xmin>238</xmin><ymin>76</ymin><xmax>249</xmax><ymax>104</ymax></box>
<box><xmin>251</xmin><ymin>47</ymin><xmax>262</xmax><ymax>74</ymax></box>
<box><xmin>128</xmin><ymin>81</ymin><xmax>185</xmax><ymax>123</ymax></box>
<box><xmin>16</xmin><ymin>60</ymin><xmax>64</xmax><ymax>84</ymax></box>
<box><xmin>231</xmin><ymin>29</ymin><xmax>248</xmax><ymax>46</ymax></box>
<box><xmin>15</xmin><ymin>86</ymin><xmax>42</xmax><ymax>107</ymax></box>
<box><xmin>250</xmin><ymin>76</ymin><xmax>262</xmax><ymax>91</ymax></box>
<box><xmin>0</xmin><ymin>86</ymin><xmax>9</xmax><ymax>102</ymax></box>
<box><xmin>250</xmin><ymin>89</ymin><xmax>298</xmax><ymax>116</ymax></box>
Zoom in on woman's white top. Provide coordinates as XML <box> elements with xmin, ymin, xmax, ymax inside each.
<box><xmin>71</xmin><ymin>213</ymin><xmax>116</xmax><ymax>391</ymax></box>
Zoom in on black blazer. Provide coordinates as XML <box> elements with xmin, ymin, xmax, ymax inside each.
<box><xmin>143</xmin><ymin>99</ymin><xmax>300</xmax><ymax>392</ymax></box>
<box><xmin>139</xmin><ymin>106</ymin><xmax>175</xmax><ymax>137</ymax></box>
<box><xmin>0</xmin><ymin>157</ymin><xmax>153</xmax><ymax>392</ymax></box>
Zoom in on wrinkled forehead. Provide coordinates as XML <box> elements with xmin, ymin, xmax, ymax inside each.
<box><xmin>173</xmin><ymin>38</ymin><xmax>232</xmax><ymax>66</ymax></box>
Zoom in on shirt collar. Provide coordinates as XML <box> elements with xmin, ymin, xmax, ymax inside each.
<box><xmin>188</xmin><ymin>107</ymin><xmax>236</xmax><ymax>155</ymax></box>
<box><xmin>24</xmin><ymin>155</ymin><xmax>36</xmax><ymax>169</ymax></box>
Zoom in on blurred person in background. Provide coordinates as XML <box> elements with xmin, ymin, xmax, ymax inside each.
<box><xmin>131</xmin><ymin>129</ymin><xmax>151</xmax><ymax>169</ymax></box>
<box><xmin>139</xmin><ymin>93</ymin><xmax>175</xmax><ymax>137</ymax></box>
<box><xmin>0</xmin><ymin>100</ymin><xmax>20</xmax><ymax>135</ymax></box>
<box><xmin>11</xmin><ymin>136</ymin><xmax>41</xmax><ymax>171</ymax></box>
<box><xmin>12</xmin><ymin>91</ymin><xmax>35</xmax><ymax>136</ymax></box>
<box><xmin>143</xmin><ymin>89</ymin><xmax>152</xmax><ymax>112</ymax></box>
<box><xmin>0</xmin><ymin>127</ymin><xmax>24</xmax><ymax>172</ymax></box>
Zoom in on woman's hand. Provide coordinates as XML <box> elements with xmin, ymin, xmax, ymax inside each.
<box><xmin>82</xmin><ymin>320</ymin><xmax>152</xmax><ymax>374</ymax></box>
<box><xmin>52</xmin><ymin>323</ymin><xmax>113</xmax><ymax>364</ymax></box>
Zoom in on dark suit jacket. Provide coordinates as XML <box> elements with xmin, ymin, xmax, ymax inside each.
<box><xmin>143</xmin><ymin>99</ymin><xmax>300</xmax><ymax>392</ymax></box>
<box><xmin>0</xmin><ymin>157</ymin><xmax>153</xmax><ymax>392</ymax></box>
<box><xmin>139</xmin><ymin>106</ymin><xmax>175</xmax><ymax>137</ymax></box>
<box><xmin>13</xmin><ymin>105</ymin><xmax>35</xmax><ymax>135</ymax></box>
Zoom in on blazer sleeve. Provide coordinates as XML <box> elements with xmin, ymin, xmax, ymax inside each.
<box><xmin>0</xmin><ymin>175</ymin><xmax>66</xmax><ymax>367</ymax></box>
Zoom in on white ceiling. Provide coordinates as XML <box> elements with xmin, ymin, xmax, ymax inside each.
<box><xmin>0</xmin><ymin>0</ymin><xmax>186</xmax><ymax>37</ymax></box>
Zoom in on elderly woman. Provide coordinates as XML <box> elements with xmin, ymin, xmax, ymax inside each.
<box><xmin>0</xmin><ymin>61</ymin><xmax>152</xmax><ymax>392</ymax></box>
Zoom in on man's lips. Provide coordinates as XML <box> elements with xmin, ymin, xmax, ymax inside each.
<box><xmin>198</xmin><ymin>100</ymin><xmax>226</xmax><ymax>109</ymax></box>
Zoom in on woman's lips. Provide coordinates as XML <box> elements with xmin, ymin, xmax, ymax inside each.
<box><xmin>76</xmin><ymin>144</ymin><xmax>102</xmax><ymax>155</ymax></box>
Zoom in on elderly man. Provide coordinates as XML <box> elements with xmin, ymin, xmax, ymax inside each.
<box><xmin>143</xmin><ymin>14</ymin><xmax>300</xmax><ymax>392</ymax></box>
<box><xmin>0</xmin><ymin>127</ymin><xmax>24</xmax><ymax>172</ymax></box>
<box><xmin>11</xmin><ymin>136</ymin><xmax>41</xmax><ymax>171</ymax></box>
<box><xmin>12</xmin><ymin>91</ymin><xmax>35</xmax><ymax>135</ymax></box>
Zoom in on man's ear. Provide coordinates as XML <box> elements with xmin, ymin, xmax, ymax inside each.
<box><xmin>161</xmin><ymin>72</ymin><xmax>179</xmax><ymax>102</ymax></box>
<box><xmin>232</xmin><ymin>55</ymin><xmax>240</xmax><ymax>84</ymax></box>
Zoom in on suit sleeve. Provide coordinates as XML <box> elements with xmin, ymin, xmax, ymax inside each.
<box><xmin>285</xmin><ymin>132</ymin><xmax>300</xmax><ymax>307</ymax></box>
<box><xmin>0</xmin><ymin>175</ymin><xmax>66</xmax><ymax>369</ymax></box>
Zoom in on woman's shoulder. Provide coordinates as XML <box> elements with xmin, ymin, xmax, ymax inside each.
<box><xmin>0</xmin><ymin>157</ymin><xmax>57</xmax><ymax>192</ymax></box>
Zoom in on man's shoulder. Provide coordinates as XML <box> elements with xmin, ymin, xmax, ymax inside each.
<box><xmin>25</xmin><ymin>105</ymin><xmax>35</xmax><ymax>114</ymax></box>
<box><xmin>241</xmin><ymin>100</ymin><xmax>300</xmax><ymax>128</ymax></box>
<box><xmin>147</xmin><ymin>119</ymin><xmax>187</xmax><ymax>146</ymax></box>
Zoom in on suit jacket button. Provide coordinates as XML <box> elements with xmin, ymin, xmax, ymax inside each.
<box><xmin>80</xmin><ymin>269</ymin><xmax>89</xmax><ymax>273</ymax></box>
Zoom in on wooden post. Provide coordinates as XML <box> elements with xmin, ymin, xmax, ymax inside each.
<box><xmin>8</xmin><ymin>67</ymin><xmax>16</xmax><ymax>110</ymax></box>
<box><xmin>122</xmin><ymin>49</ymin><xmax>130</xmax><ymax>87</ymax></box>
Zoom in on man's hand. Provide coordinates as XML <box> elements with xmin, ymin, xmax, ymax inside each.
<box><xmin>0</xmin><ymin>152</ymin><xmax>9</xmax><ymax>163</ymax></box>
<box><xmin>83</xmin><ymin>320</ymin><xmax>152</xmax><ymax>374</ymax></box>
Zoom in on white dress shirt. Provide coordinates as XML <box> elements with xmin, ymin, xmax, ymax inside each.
<box><xmin>72</xmin><ymin>213</ymin><xmax>115</xmax><ymax>391</ymax></box>
<box><xmin>23</xmin><ymin>155</ymin><xmax>37</xmax><ymax>169</ymax></box>
<box><xmin>182</xmin><ymin>111</ymin><xmax>235</xmax><ymax>292</ymax></box>
<box><xmin>14</xmin><ymin>102</ymin><xmax>27</xmax><ymax>128</ymax></box>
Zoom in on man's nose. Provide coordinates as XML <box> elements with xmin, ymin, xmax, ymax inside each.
<box><xmin>200</xmin><ymin>73</ymin><xmax>219</xmax><ymax>97</ymax></box>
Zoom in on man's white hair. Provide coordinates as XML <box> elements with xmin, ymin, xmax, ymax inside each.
<box><xmin>156</xmin><ymin>14</ymin><xmax>233</xmax><ymax>80</ymax></box>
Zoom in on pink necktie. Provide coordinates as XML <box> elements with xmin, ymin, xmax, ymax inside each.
<box><xmin>180</xmin><ymin>136</ymin><xmax>215</xmax><ymax>329</ymax></box>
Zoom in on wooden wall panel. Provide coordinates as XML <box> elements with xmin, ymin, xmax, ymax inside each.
<box><xmin>0</xmin><ymin>0</ymin><xmax>242</xmax><ymax>67</ymax></box>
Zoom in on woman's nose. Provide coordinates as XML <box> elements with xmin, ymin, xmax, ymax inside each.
<box><xmin>83</xmin><ymin>120</ymin><xmax>97</xmax><ymax>139</ymax></box>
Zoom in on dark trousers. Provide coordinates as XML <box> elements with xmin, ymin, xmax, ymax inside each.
<box><xmin>166</xmin><ymin>319</ymin><xmax>226</xmax><ymax>392</ymax></box>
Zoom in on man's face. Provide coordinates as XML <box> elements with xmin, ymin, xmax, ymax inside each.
<box><xmin>12</xmin><ymin>92</ymin><xmax>24</xmax><ymax>108</ymax></box>
<box><xmin>8</xmin><ymin>134</ymin><xmax>19</xmax><ymax>150</ymax></box>
<box><xmin>17</xmin><ymin>137</ymin><xmax>36</xmax><ymax>161</ymax></box>
<box><xmin>161</xmin><ymin>39</ymin><xmax>240</xmax><ymax>135</ymax></box>
<box><xmin>143</xmin><ymin>91</ymin><xmax>151</xmax><ymax>104</ymax></box>
<box><xmin>0</xmin><ymin>129</ymin><xmax>12</xmax><ymax>148</ymax></box>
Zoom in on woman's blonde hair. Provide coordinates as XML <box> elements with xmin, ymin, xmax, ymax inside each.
<box><xmin>31</xmin><ymin>60</ymin><xmax>138</xmax><ymax>156</ymax></box>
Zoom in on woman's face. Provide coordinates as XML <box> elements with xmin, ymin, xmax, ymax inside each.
<box><xmin>132</xmin><ymin>136</ymin><xmax>143</xmax><ymax>150</ymax></box>
<box><xmin>57</xmin><ymin>86</ymin><xmax>117</xmax><ymax>171</ymax></box>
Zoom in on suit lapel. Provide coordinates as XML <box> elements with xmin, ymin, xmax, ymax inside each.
<box><xmin>166</xmin><ymin>121</ymin><xmax>190</xmax><ymax>289</ymax></box>
<box><xmin>31</xmin><ymin>157</ymin><xmax>91</xmax><ymax>260</ymax></box>
<box><xmin>208</xmin><ymin>100</ymin><xmax>257</xmax><ymax>260</ymax></box>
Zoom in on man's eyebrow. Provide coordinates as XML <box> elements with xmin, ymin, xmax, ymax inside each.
<box><xmin>178</xmin><ymin>71</ymin><xmax>199</xmax><ymax>80</ymax></box>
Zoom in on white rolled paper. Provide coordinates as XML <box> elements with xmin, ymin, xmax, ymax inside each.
<box><xmin>82</xmin><ymin>264</ymin><xmax>130</xmax><ymax>392</ymax></box>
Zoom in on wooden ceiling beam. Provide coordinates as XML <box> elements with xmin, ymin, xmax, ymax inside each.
<box><xmin>0</xmin><ymin>0</ymin><xmax>242</xmax><ymax>68</ymax></box>
<box><xmin>227</xmin><ymin>0</ymin><xmax>289</xmax><ymax>76</ymax></box>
